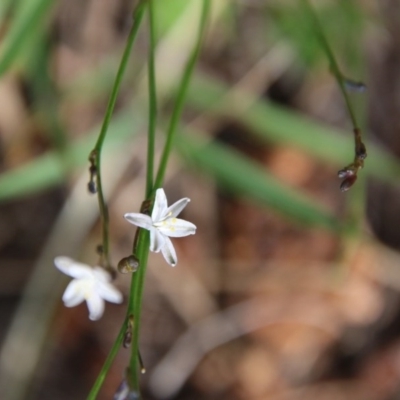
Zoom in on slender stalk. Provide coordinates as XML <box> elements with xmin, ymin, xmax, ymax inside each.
<box><xmin>301</xmin><ymin>0</ymin><xmax>366</xmax><ymax>192</ymax></box>
<box><xmin>85</xmin><ymin>4</ymin><xmax>146</xmax><ymax>400</ymax></box>
<box><xmin>128</xmin><ymin>230</ymin><xmax>150</xmax><ymax>391</ymax></box>
<box><xmin>154</xmin><ymin>0</ymin><xmax>211</xmax><ymax>189</ymax></box>
<box><xmin>146</xmin><ymin>0</ymin><xmax>157</xmax><ymax>197</ymax></box>
<box><xmin>86</xmin><ymin>320</ymin><xmax>127</xmax><ymax>400</ymax></box>
<box><xmin>91</xmin><ymin>2</ymin><xmax>146</xmax><ymax>267</ymax></box>
<box><xmin>126</xmin><ymin>0</ymin><xmax>158</xmax><ymax>391</ymax></box>
<box><xmin>126</xmin><ymin>0</ymin><xmax>211</xmax><ymax>395</ymax></box>
<box><xmin>301</xmin><ymin>0</ymin><xmax>359</xmax><ymax>129</ymax></box>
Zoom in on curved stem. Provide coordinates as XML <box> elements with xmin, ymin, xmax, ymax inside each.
<box><xmin>91</xmin><ymin>2</ymin><xmax>146</xmax><ymax>266</ymax></box>
<box><xmin>301</xmin><ymin>0</ymin><xmax>359</xmax><ymax>129</ymax></box>
<box><xmin>154</xmin><ymin>0</ymin><xmax>211</xmax><ymax>190</ymax></box>
<box><xmin>301</xmin><ymin>0</ymin><xmax>366</xmax><ymax>192</ymax></box>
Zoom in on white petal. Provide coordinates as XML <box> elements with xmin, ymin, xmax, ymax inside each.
<box><xmin>156</xmin><ymin>218</ymin><xmax>197</xmax><ymax>238</ymax></box>
<box><xmin>161</xmin><ymin>237</ymin><xmax>177</xmax><ymax>266</ymax></box>
<box><xmin>54</xmin><ymin>256</ymin><xmax>92</xmax><ymax>279</ymax></box>
<box><xmin>62</xmin><ymin>280</ymin><xmax>85</xmax><ymax>307</ymax></box>
<box><xmin>96</xmin><ymin>281</ymin><xmax>123</xmax><ymax>304</ymax></box>
<box><xmin>165</xmin><ymin>198</ymin><xmax>190</xmax><ymax>218</ymax></box>
<box><xmin>86</xmin><ymin>293</ymin><xmax>105</xmax><ymax>321</ymax></box>
<box><xmin>150</xmin><ymin>227</ymin><xmax>165</xmax><ymax>252</ymax></box>
<box><xmin>152</xmin><ymin>188</ymin><xmax>168</xmax><ymax>222</ymax></box>
<box><xmin>92</xmin><ymin>267</ymin><xmax>112</xmax><ymax>283</ymax></box>
<box><xmin>124</xmin><ymin>213</ymin><xmax>153</xmax><ymax>230</ymax></box>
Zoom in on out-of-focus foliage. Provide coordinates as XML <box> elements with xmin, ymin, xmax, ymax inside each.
<box><xmin>2</xmin><ymin>1</ymin><xmax>400</xmax><ymax>400</ymax></box>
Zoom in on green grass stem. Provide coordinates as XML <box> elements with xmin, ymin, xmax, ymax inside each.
<box><xmin>146</xmin><ymin>0</ymin><xmax>158</xmax><ymax>197</ymax></box>
<box><xmin>154</xmin><ymin>0</ymin><xmax>211</xmax><ymax>189</ymax></box>
<box><xmin>92</xmin><ymin>2</ymin><xmax>145</xmax><ymax>267</ymax></box>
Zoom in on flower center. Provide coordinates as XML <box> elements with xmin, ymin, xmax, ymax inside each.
<box><xmin>78</xmin><ymin>278</ymin><xmax>95</xmax><ymax>300</ymax></box>
<box><xmin>154</xmin><ymin>217</ymin><xmax>177</xmax><ymax>232</ymax></box>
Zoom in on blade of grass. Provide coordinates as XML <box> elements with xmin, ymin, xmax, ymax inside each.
<box><xmin>0</xmin><ymin>112</ymin><xmax>142</xmax><ymax>202</ymax></box>
<box><xmin>2</xmin><ymin>71</ymin><xmax>400</xmax><ymax>205</ymax></box>
<box><xmin>0</xmin><ymin>0</ymin><xmax>55</xmax><ymax>76</ymax></box>
<box><xmin>26</xmin><ymin>31</ymin><xmax>68</xmax><ymax>156</ymax></box>
<box><xmin>177</xmin><ymin>127</ymin><xmax>342</xmax><ymax>232</ymax></box>
<box><xmin>186</xmin><ymin>74</ymin><xmax>400</xmax><ymax>184</ymax></box>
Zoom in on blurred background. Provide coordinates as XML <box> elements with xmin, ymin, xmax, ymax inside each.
<box><xmin>2</xmin><ymin>0</ymin><xmax>400</xmax><ymax>399</ymax></box>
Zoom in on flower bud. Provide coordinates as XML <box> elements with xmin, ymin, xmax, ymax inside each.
<box><xmin>337</xmin><ymin>167</ymin><xmax>355</xmax><ymax>179</ymax></box>
<box><xmin>123</xmin><ymin>330</ymin><xmax>132</xmax><ymax>348</ymax></box>
<box><xmin>356</xmin><ymin>141</ymin><xmax>367</xmax><ymax>160</ymax></box>
<box><xmin>118</xmin><ymin>255</ymin><xmax>139</xmax><ymax>273</ymax></box>
<box><xmin>123</xmin><ymin>315</ymin><xmax>134</xmax><ymax>348</ymax></box>
<box><xmin>344</xmin><ymin>79</ymin><xmax>366</xmax><ymax>93</ymax></box>
<box><xmin>114</xmin><ymin>379</ymin><xmax>140</xmax><ymax>400</ymax></box>
<box><xmin>340</xmin><ymin>174</ymin><xmax>357</xmax><ymax>192</ymax></box>
<box><xmin>88</xmin><ymin>180</ymin><xmax>97</xmax><ymax>194</ymax></box>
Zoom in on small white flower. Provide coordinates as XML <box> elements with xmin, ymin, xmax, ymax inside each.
<box><xmin>54</xmin><ymin>256</ymin><xmax>123</xmax><ymax>321</ymax></box>
<box><xmin>124</xmin><ymin>188</ymin><xmax>196</xmax><ymax>266</ymax></box>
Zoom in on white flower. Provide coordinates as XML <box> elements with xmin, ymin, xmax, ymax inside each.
<box><xmin>124</xmin><ymin>188</ymin><xmax>196</xmax><ymax>266</ymax></box>
<box><xmin>54</xmin><ymin>256</ymin><xmax>123</xmax><ymax>321</ymax></box>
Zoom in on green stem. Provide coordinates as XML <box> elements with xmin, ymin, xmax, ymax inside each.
<box><xmin>91</xmin><ymin>2</ymin><xmax>146</xmax><ymax>266</ymax></box>
<box><xmin>85</xmin><ymin>4</ymin><xmax>146</xmax><ymax>399</ymax></box>
<box><xmin>126</xmin><ymin>1</ymin><xmax>211</xmax><ymax>394</ymax></box>
<box><xmin>146</xmin><ymin>0</ymin><xmax>157</xmax><ymax>197</ymax></box>
<box><xmin>128</xmin><ymin>229</ymin><xmax>150</xmax><ymax>392</ymax></box>
<box><xmin>128</xmin><ymin>0</ymin><xmax>157</xmax><ymax>394</ymax></box>
<box><xmin>126</xmin><ymin>0</ymin><xmax>158</xmax><ymax>392</ymax></box>
<box><xmin>301</xmin><ymin>0</ymin><xmax>359</xmax><ymax>129</ymax></box>
<box><xmin>154</xmin><ymin>0</ymin><xmax>211</xmax><ymax>189</ymax></box>
<box><xmin>86</xmin><ymin>320</ymin><xmax>127</xmax><ymax>400</ymax></box>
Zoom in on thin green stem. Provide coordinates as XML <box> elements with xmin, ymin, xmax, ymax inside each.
<box><xmin>301</xmin><ymin>0</ymin><xmax>366</xmax><ymax>192</ymax></box>
<box><xmin>146</xmin><ymin>0</ymin><xmax>157</xmax><ymax>197</ymax></box>
<box><xmin>84</xmin><ymin>4</ymin><xmax>146</xmax><ymax>400</ymax></box>
<box><xmin>93</xmin><ymin>2</ymin><xmax>146</xmax><ymax>152</ymax></box>
<box><xmin>91</xmin><ymin>2</ymin><xmax>146</xmax><ymax>266</ymax></box>
<box><xmin>127</xmin><ymin>229</ymin><xmax>150</xmax><ymax>392</ymax></box>
<box><xmin>126</xmin><ymin>1</ymin><xmax>211</xmax><ymax>395</ymax></box>
<box><xmin>126</xmin><ymin>1</ymin><xmax>158</xmax><ymax>390</ymax></box>
<box><xmin>301</xmin><ymin>0</ymin><xmax>359</xmax><ymax>129</ymax></box>
<box><xmin>154</xmin><ymin>0</ymin><xmax>211</xmax><ymax>190</ymax></box>
<box><xmin>86</xmin><ymin>320</ymin><xmax>127</xmax><ymax>400</ymax></box>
